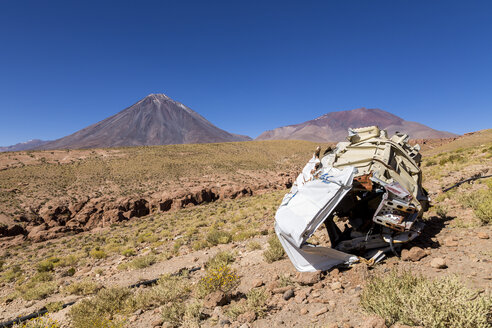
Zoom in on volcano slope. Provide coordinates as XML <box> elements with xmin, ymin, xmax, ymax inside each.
<box><xmin>0</xmin><ymin>131</ymin><xmax>491</xmax><ymax>328</ymax></box>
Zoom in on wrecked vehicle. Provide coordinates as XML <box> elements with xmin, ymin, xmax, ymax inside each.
<box><xmin>275</xmin><ymin>126</ymin><xmax>430</xmax><ymax>272</ymax></box>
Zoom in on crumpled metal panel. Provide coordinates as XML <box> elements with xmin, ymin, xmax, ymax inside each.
<box><xmin>275</xmin><ymin>126</ymin><xmax>430</xmax><ymax>272</ymax></box>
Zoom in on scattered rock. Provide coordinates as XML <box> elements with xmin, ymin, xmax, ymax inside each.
<box><xmin>300</xmin><ymin>308</ymin><xmax>308</xmax><ymax>315</ymax></box>
<box><xmin>266</xmin><ymin>281</ymin><xmax>278</xmax><ymax>291</ymax></box>
<box><xmin>237</xmin><ymin>311</ymin><xmax>256</xmax><ymax>323</ymax></box>
<box><xmin>331</xmin><ymin>281</ymin><xmax>342</xmax><ymax>290</ymax></box>
<box><xmin>401</xmin><ymin>247</ymin><xmax>427</xmax><ymax>262</ymax></box>
<box><xmin>295</xmin><ymin>271</ymin><xmax>321</xmax><ymax>285</ymax></box>
<box><xmin>272</xmin><ymin>286</ymin><xmax>291</xmax><ymax>294</ymax></box>
<box><xmin>283</xmin><ymin>289</ymin><xmax>294</xmax><ymax>301</ymax></box>
<box><xmin>330</xmin><ymin>268</ymin><xmax>340</xmax><ymax>278</ymax></box>
<box><xmin>219</xmin><ymin>319</ymin><xmax>231</xmax><ymax>326</ymax></box>
<box><xmin>251</xmin><ymin>278</ymin><xmax>264</xmax><ymax>288</ymax></box>
<box><xmin>151</xmin><ymin>318</ymin><xmax>163</xmax><ymax>327</ymax></box>
<box><xmin>313</xmin><ymin>306</ymin><xmax>329</xmax><ymax>316</ymax></box>
<box><xmin>430</xmin><ymin>257</ymin><xmax>447</xmax><ymax>269</ymax></box>
<box><xmin>294</xmin><ymin>288</ymin><xmax>311</xmax><ymax>303</ymax></box>
<box><xmin>203</xmin><ymin>291</ymin><xmax>227</xmax><ymax>308</ymax></box>
<box><xmin>443</xmin><ymin>237</ymin><xmax>459</xmax><ymax>247</ymax></box>
<box><xmin>477</xmin><ymin>232</ymin><xmax>489</xmax><ymax>239</ymax></box>
<box><xmin>361</xmin><ymin>316</ymin><xmax>387</xmax><ymax>328</ymax></box>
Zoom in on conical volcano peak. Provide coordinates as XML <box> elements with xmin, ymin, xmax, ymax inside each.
<box><xmin>145</xmin><ymin>93</ymin><xmax>170</xmax><ymax>100</ymax></box>
<box><xmin>37</xmin><ymin>94</ymin><xmax>251</xmax><ymax>150</ymax></box>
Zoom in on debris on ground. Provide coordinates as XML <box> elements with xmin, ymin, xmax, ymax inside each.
<box><xmin>275</xmin><ymin>126</ymin><xmax>430</xmax><ymax>271</ymax></box>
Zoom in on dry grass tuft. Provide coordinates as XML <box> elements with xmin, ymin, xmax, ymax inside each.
<box><xmin>360</xmin><ymin>270</ymin><xmax>492</xmax><ymax>328</ymax></box>
<box><xmin>263</xmin><ymin>235</ymin><xmax>285</xmax><ymax>263</ymax></box>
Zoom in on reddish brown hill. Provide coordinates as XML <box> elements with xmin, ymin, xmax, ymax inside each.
<box><xmin>257</xmin><ymin>107</ymin><xmax>457</xmax><ymax>141</ymax></box>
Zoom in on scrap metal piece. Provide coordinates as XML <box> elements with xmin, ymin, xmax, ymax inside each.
<box><xmin>275</xmin><ymin>126</ymin><xmax>429</xmax><ymax>272</ymax></box>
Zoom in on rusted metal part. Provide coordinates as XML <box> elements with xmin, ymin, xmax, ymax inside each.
<box><xmin>353</xmin><ymin>172</ymin><xmax>373</xmax><ymax>191</ymax></box>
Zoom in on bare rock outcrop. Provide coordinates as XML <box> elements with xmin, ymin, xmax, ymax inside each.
<box><xmin>0</xmin><ymin>174</ymin><xmax>294</xmax><ymax>243</ymax></box>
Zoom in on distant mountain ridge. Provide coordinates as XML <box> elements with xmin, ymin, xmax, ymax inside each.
<box><xmin>37</xmin><ymin>94</ymin><xmax>251</xmax><ymax>150</ymax></box>
<box><xmin>256</xmin><ymin>107</ymin><xmax>457</xmax><ymax>141</ymax></box>
<box><xmin>0</xmin><ymin>139</ymin><xmax>49</xmax><ymax>152</ymax></box>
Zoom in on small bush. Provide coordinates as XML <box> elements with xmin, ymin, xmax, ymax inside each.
<box><xmin>55</xmin><ymin>254</ymin><xmax>80</xmax><ymax>267</ymax></box>
<box><xmin>247</xmin><ymin>241</ymin><xmax>262</xmax><ymax>251</ymax></box>
<box><xmin>263</xmin><ymin>235</ymin><xmax>285</xmax><ymax>263</ymax></box>
<box><xmin>162</xmin><ymin>302</ymin><xmax>185</xmax><ymax>327</ymax></box>
<box><xmin>62</xmin><ymin>267</ymin><xmax>76</xmax><ymax>277</ymax></box>
<box><xmin>232</xmin><ymin>230</ymin><xmax>258</xmax><ymax>242</ymax></box>
<box><xmin>45</xmin><ymin>301</ymin><xmax>64</xmax><ymax>312</ymax></box>
<box><xmin>126</xmin><ymin>274</ymin><xmax>191</xmax><ymax>311</ymax></box>
<box><xmin>425</xmin><ymin>159</ymin><xmax>437</xmax><ymax>166</ymax></box>
<box><xmin>197</xmin><ymin>264</ymin><xmax>240</xmax><ymax>298</ymax></box>
<box><xmin>127</xmin><ymin>254</ymin><xmax>156</xmax><ymax>269</ymax></box>
<box><xmin>434</xmin><ymin>205</ymin><xmax>448</xmax><ymax>218</ymax></box>
<box><xmin>1</xmin><ymin>265</ymin><xmax>23</xmax><ymax>282</ymax></box>
<box><xmin>89</xmin><ymin>248</ymin><xmax>107</xmax><ymax>259</ymax></box>
<box><xmin>121</xmin><ymin>248</ymin><xmax>136</xmax><ymax>257</ymax></box>
<box><xmin>37</xmin><ymin>260</ymin><xmax>54</xmax><ymax>272</ymax></box>
<box><xmin>68</xmin><ymin>287</ymin><xmax>130</xmax><ymax>328</ymax></box>
<box><xmin>205</xmin><ymin>251</ymin><xmax>235</xmax><ymax>269</ymax></box>
<box><xmin>245</xmin><ymin>288</ymin><xmax>269</xmax><ymax>318</ymax></box>
<box><xmin>360</xmin><ymin>270</ymin><xmax>492</xmax><ymax>328</ymax></box>
<box><xmin>17</xmin><ymin>279</ymin><xmax>57</xmax><ymax>300</ymax></box>
<box><xmin>12</xmin><ymin>315</ymin><xmax>61</xmax><ymax>328</ymax></box>
<box><xmin>191</xmin><ymin>240</ymin><xmax>209</xmax><ymax>251</ymax></box>
<box><xmin>64</xmin><ymin>280</ymin><xmax>101</xmax><ymax>295</ymax></box>
<box><xmin>226</xmin><ymin>288</ymin><xmax>269</xmax><ymax>320</ymax></box>
<box><xmin>460</xmin><ymin>180</ymin><xmax>492</xmax><ymax>224</ymax></box>
<box><xmin>206</xmin><ymin>229</ymin><xmax>232</xmax><ymax>246</ymax></box>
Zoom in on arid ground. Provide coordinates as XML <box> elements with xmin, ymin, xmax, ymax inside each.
<box><xmin>0</xmin><ymin>130</ymin><xmax>491</xmax><ymax>328</ymax></box>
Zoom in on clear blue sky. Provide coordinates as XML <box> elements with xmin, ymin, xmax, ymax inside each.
<box><xmin>1</xmin><ymin>0</ymin><xmax>491</xmax><ymax>145</ymax></box>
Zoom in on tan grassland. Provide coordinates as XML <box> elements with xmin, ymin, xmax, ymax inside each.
<box><xmin>0</xmin><ymin>131</ymin><xmax>491</xmax><ymax>328</ymax></box>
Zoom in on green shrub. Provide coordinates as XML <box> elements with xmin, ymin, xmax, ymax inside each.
<box><xmin>127</xmin><ymin>254</ymin><xmax>156</xmax><ymax>269</ymax></box>
<box><xmin>263</xmin><ymin>235</ymin><xmax>285</xmax><ymax>263</ymax></box>
<box><xmin>55</xmin><ymin>254</ymin><xmax>80</xmax><ymax>267</ymax></box>
<box><xmin>360</xmin><ymin>270</ymin><xmax>492</xmax><ymax>328</ymax></box>
<box><xmin>205</xmin><ymin>251</ymin><xmax>235</xmax><ymax>269</ymax></box>
<box><xmin>161</xmin><ymin>302</ymin><xmax>185</xmax><ymax>328</ymax></box>
<box><xmin>17</xmin><ymin>280</ymin><xmax>57</xmax><ymax>300</ymax></box>
<box><xmin>196</xmin><ymin>264</ymin><xmax>240</xmax><ymax>298</ymax></box>
<box><xmin>460</xmin><ymin>180</ymin><xmax>492</xmax><ymax>224</ymax></box>
<box><xmin>1</xmin><ymin>265</ymin><xmax>23</xmax><ymax>282</ymax></box>
<box><xmin>62</xmin><ymin>267</ymin><xmax>76</xmax><ymax>277</ymax></box>
<box><xmin>232</xmin><ymin>230</ymin><xmax>258</xmax><ymax>242</ymax></box>
<box><xmin>191</xmin><ymin>240</ymin><xmax>209</xmax><ymax>251</ymax></box>
<box><xmin>37</xmin><ymin>260</ymin><xmax>54</xmax><ymax>272</ymax></box>
<box><xmin>226</xmin><ymin>288</ymin><xmax>269</xmax><ymax>320</ymax></box>
<box><xmin>64</xmin><ymin>279</ymin><xmax>101</xmax><ymax>295</ymax></box>
<box><xmin>89</xmin><ymin>248</ymin><xmax>107</xmax><ymax>259</ymax></box>
<box><xmin>206</xmin><ymin>229</ymin><xmax>232</xmax><ymax>246</ymax></box>
<box><xmin>12</xmin><ymin>315</ymin><xmax>61</xmax><ymax>327</ymax></box>
<box><xmin>121</xmin><ymin>248</ymin><xmax>136</xmax><ymax>257</ymax></box>
<box><xmin>126</xmin><ymin>274</ymin><xmax>191</xmax><ymax>311</ymax></box>
<box><xmin>247</xmin><ymin>241</ymin><xmax>262</xmax><ymax>251</ymax></box>
<box><xmin>245</xmin><ymin>288</ymin><xmax>269</xmax><ymax>318</ymax></box>
<box><xmin>68</xmin><ymin>287</ymin><xmax>130</xmax><ymax>328</ymax></box>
